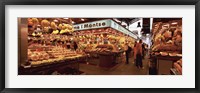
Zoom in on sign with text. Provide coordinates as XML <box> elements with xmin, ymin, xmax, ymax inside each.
<box><xmin>73</xmin><ymin>19</ymin><xmax>137</xmax><ymax>39</ymax></box>
<box><xmin>73</xmin><ymin>19</ymin><xmax>111</xmax><ymax>31</ymax></box>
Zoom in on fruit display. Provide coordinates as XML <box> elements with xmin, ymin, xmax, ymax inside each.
<box><xmin>28</xmin><ymin>18</ymin><xmax>74</xmax><ymax>35</ymax></box>
<box><xmin>28</xmin><ymin>51</ymin><xmax>49</xmax><ymax>61</ymax></box>
<box><xmin>51</xmin><ymin>22</ymin><xmax>59</xmax><ymax>34</ymax></box>
<box><xmin>47</xmin><ymin>46</ymin><xmax>77</xmax><ymax>58</ymax></box>
<box><xmin>30</xmin><ymin>54</ymin><xmax>84</xmax><ymax>66</ymax></box>
<box><xmin>60</xmin><ymin>24</ymin><xmax>74</xmax><ymax>34</ymax></box>
<box><xmin>28</xmin><ymin>44</ymin><xmax>85</xmax><ymax>66</ymax></box>
<box><xmin>84</xmin><ymin>44</ymin><xmax>121</xmax><ymax>56</ymax></box>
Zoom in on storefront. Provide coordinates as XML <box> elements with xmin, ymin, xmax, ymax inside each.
<box><xmin>72</xmin><ymin>19</ymin><xmax>137</xmax><ymax>68</ymax></box>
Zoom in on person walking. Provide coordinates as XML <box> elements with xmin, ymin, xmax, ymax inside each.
<box><xmin>134</xmin><ymin>40</ymin><xmax>144</xmax><ymax>69</ymax></box>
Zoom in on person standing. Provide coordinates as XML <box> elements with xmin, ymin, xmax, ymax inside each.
<box><xmin>133</xmin><ymin>41</ymin><xmax>137</xmax><ymax>64</ymax></box>
<box><xmin>135</xmin><ymin>40</ymin><xmax>143</xmax><ymax>69</ymax></box>
<box><xmin>142</xmin><ymin>43</ymin><xmax>145</xmax><ymax>59</ymax></box>
<box><xmin>125</xmin><ymin>43</ymin><xmax>132</xmax><ymax>64</ymax></box>
<box><xmin>73</xmin><ymin>41</ymin><xmax>78</xmax><ymax>51</ymax></box>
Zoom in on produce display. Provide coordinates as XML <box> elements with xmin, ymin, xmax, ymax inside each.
<box><xmin>151</xmin><ymin>20</ymin><xmax>182</xmax><ymax>57</ymax></box>
<box><xmin>28</xmin><ymin>18</ymin><xmax>74</xmax><ymax>35</ymax></box>
<box><xmin>84</xmin><ymin>44</ymin><xmax>122</xmax><ymax>54</ymax></box>
<box><xmin>73</xmin><ymin>27</ymin><xmax>132</xmax><ymax>46</ymax></box>
<box><xmin>28</xmin><ymin>44</ymin><xmax>85</xmax><ymax>66</ymax></box>
<box><xmin>26</xmin><ymin>18</ymin><xmax>85</xmax><ymax>67</ymax></box>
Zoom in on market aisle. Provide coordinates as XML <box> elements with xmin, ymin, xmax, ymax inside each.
<box><xmin>79</xmin><ymin>56</ymin><xmax>149</xmax><ymax>75</ymax></box>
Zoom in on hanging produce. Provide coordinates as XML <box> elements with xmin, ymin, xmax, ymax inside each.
<box><xmin>51</xmin><ymin>22</ymin><xmax>59</xmax><ymax>34</ymax></box>
<box><xmin>41</xmin><ymin>19</ymin><xmax>50</xmax><ymax>32</ymax></box>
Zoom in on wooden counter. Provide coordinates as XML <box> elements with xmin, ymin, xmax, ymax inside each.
<box><xmin>150</xmin><ymin>55</ymin><xmax>181</xmax><ymax>75</ymax></box>
<box><xmin>19</xmin><ymin>55</ymin><xmax>87</xmax><ymax>75</ymax></box>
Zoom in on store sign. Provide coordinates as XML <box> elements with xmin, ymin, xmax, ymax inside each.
<box><xmin>73</xmin><ymin>20</ymin><xmax>111</xmax><ymax>31</ymax></box>
<box><xmin>73</xmin><ymin>19</ymin><xmax>137</xmax><ymax>39</ymax></box>
<box><xmin>110</xmin><ymin>20</ymin><xmax>137</xmax><ymax>39</ymax></box>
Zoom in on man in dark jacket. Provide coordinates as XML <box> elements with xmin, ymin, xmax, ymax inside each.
<box><xmin>142</xmin><ymin>43</ymin><xmax>145</xmax><ymax>59</ymax></box>
<box><xmin>125</xmin><ymin>43</ymin><xmax>132</xmax><ymax>64</ymax></box>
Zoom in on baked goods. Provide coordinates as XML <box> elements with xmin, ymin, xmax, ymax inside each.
<box><xmin>151</xmin><ymin>20</ymin><xmax>182</xmax><ymax>53</ymax></box>
<box><xmin>160</xmin><ymin>52</ymin><xmax>168</xmax><ymax>56</ymax></box>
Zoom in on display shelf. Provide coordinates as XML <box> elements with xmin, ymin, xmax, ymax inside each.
<box><xmin>150</xmin><ymin>54</ymin><xmax>181</xmax><ymax>75</ymax></box>
<box><xmin>19</xmin><ymin>55</ymin><xmax>87</xmax><ymax>75</ymax></box>
<box><xmin>150</xmin><ymin>54</ymin><xmax>182</xmax><ymax>61</ymax></box>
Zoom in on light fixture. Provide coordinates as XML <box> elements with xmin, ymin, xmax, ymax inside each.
<box><xmin>163</xmin><ymin>24</ymin><xmax>169</xmax><ymax>26</ymax></box>
<box><xmin>72</xmin><ymin>21</ymin><xmax>75</xmax><ymax>24</ymax></box>
<box><xmin>53</xmin><ymin>19</ymin><xmax>58</xmax><ymax>22</ymax></box>
<box><xmin>64</xmin><ymin>18</ymin><xmax>69</xmax><ymax>19</ymax></box>
<box><xmin>81</xmin><ymin>18</ymin><xmax>85</xmax><ymax>21</ymax></box>
<box><xmin>171</xmin><ymin>22</ymin><xmax>178</xmax><ymax>25</ymax></box>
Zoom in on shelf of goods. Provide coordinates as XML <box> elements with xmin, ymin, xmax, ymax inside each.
<box><xmin>19</xmin><ymin>44</ymin><xmax>88</xmax><ymax>75</ymax></box>
<box><xmin>149</xmin><ymin>19</ymin><xmax>182</xmax><ymax>75</ymax></box>
<box><xmin>71</xmin><ymin>20</ymin><xmax>136</xmax><ymax>68</ymax></box>
<box><xmin>19</xmin><ymin>56</ymin><xmax>86</xmax><ymax>75</ymax></box>
<box><xmin>19</xmin><ymin>18</ymin><xmax>89</xmax><ymax>75</ymax></box>
<box><xmin>84</xmin><ymin>44</ymin><xmax>124</xmax><ymax>67</ymax></box>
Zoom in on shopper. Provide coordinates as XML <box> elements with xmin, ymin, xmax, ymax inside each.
<box><xmin>133</xmin><ymin>41</ymin><xmax>137</xmax><ymax>64</ymax></box>
<box><xmin>73</xmin><ymin>41</ymin><xmax>78</xmax><ymax>51</ymax></box>
<box><xmin>125</xmin><ymin>43</ymin><xmax>132</xmax><ymax>64</ymax></box>
<box><xmin>142</xmin><ymin>43</ymin><xmax>145</xmax><ymax>59</ymax></box>
<box><xmin>135</xmin><ymin>40</ymin><xmax>143</xmax><ymax>69</ymax></box>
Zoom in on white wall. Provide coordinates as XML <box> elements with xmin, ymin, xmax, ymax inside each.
<box><xmin>128</xmin><ymin>19</ymin><xmax>143</xmax><ymax>32</ymax></box>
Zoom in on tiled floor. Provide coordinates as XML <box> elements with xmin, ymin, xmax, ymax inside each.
<box><xmin>79</xmin><ymin>56</ymin><xmax>149</xmax><ymax>75</ymax></box>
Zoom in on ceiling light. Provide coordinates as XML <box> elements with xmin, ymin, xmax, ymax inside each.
<box><xmin>171</xmin><ymin>22</ymin><xmax>178</xmax><ymax>24</ymax></box>
<box><xmin>64</xmin><ymin>18</ymin><xmax>69</xmax><ymax>19</ymax></box>
<box><xmin>81</xmin><ymin>18</ymin><xmax>85</xmax><ymax>21</ymax></box>
<box><xmin>53</xmin><ymin>19</ymin><xmax>58</xmax><ymax>22</ymax></box>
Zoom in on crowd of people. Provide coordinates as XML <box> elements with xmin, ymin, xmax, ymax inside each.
<box><xmin>125</xmin><ymin>40</ymin><xmax>148</xmax><ymax>69</ymax></box>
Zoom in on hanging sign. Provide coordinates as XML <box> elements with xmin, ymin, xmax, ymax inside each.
<box><xmin>73</xmin><ymin>19</ymin><xmax>137</xmax><ymax>39</ymax></box>
<box><xmin>73</xmin><ymin>19</ymin><xmax>111</xmax><ymax>31</ymax></box>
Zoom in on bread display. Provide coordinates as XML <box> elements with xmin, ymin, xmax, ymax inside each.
<box><xmin>151</xmin><ymin>20</ymin><xmax>182</xmax><ymax>57</ymax></box>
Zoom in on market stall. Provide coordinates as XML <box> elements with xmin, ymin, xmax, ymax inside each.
<box><xmin>149</xmin><ymin>19</ymin><xmax>182</xmax><ymax>75</ymax></box>
<box><xmin>72</xmin><ymin>19</ymin><xmax>137</xmax><ymax>67</ymax></box>
<box><xmin>19</xmin><ymin>18</ymin><xmax>88</xmax><ymax>75</ymax></box>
